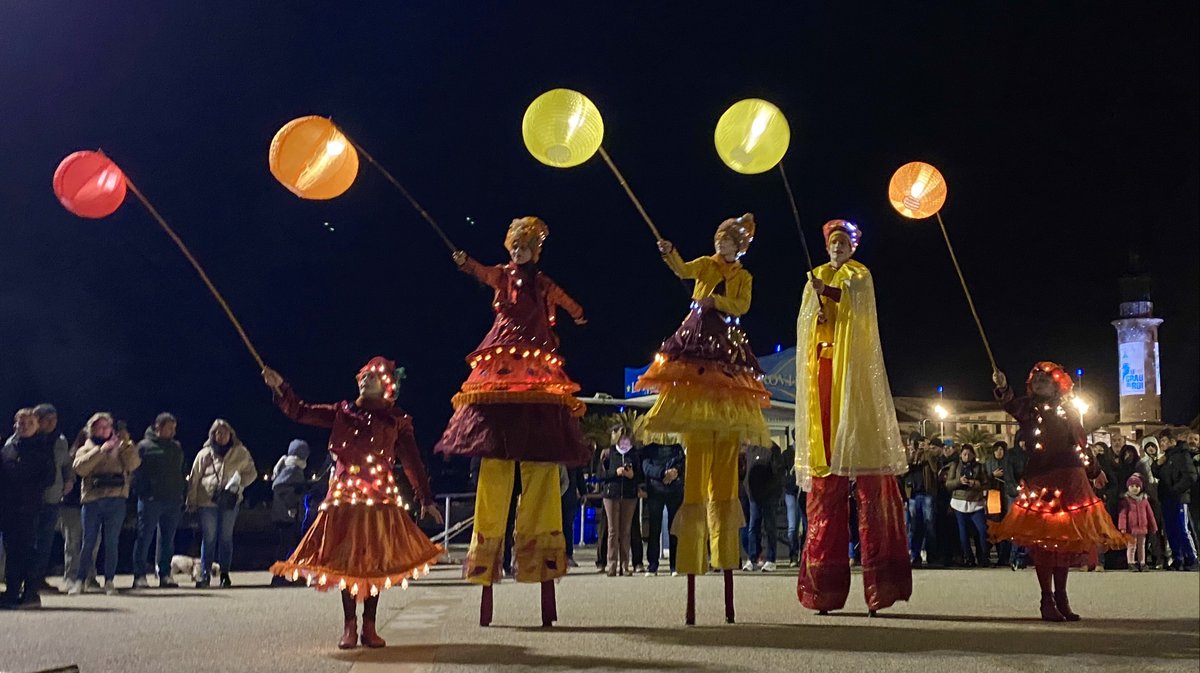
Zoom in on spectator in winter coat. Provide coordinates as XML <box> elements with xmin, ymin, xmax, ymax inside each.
<box><xmin>945</xmin><ymin>445</ymin><xmax>990</xmax><ymax>567</ymax></box>
<box><xmin>560</xmin><ymin>464</ymin><xmax>586</xmax><ymax>568</ymax></box>
<box><xmin>270</xmin><ymin>439</ymin><xmax>310</xmax><ymax>586</ymax></box>
<box><xmin>780</xmin><ymin>443</ymin><xmax>805</xmax><ymax>566</ymax></box>
<box><xmin>904</xmin><ymin>437</ymin><xmax>940</xmax><ymax>567</ymax></box>
<box><xmin>19</xmin><ymin>404</ymin><xmax>71</xmax><ymax>594</ymax></box>
<box><xmin>0</xmin><ymin>408</ymin><xmax>56</xmax><ymax>608</ymax></box>
<box><xmin>984</xmin><ymin>441</ymin><xmax>1021</xmax><ymax>566</ymax></box>
<box><xmin>1118</xmin><ymin>474</ymin><xmax>1157</xmax><ymax>571</ymax></box>
<box><xmin>68</xmin><ymin>412</ymin><xmax>141</xmax><ymax>596</ymax></box>
<box><xmin>642</xmin><ymin>441</ymin><xmax>684</xmax><ymax>576</ymax></box>
<box><xmin>599</xmin><ymin>433</ymin><xmax>642</xmax><ymax>576</ymax></box>
<box><xmin>933</xmin><ymin>439</ymin><xmax>960</xmax><ymax>565</ymax></box>
<box><xmin>59</xmin><ymin>429</ymin><xmax>98</xmax><ymax>589</ymax></box>
<box><xmin>131</xmin><ymin>413</ymin><xmax>186</xmax><ymax>589</ymax></box>
<box><xmin>185</xmin><ymin>419</ymin><xmax>257</xmax><ymax>588</ymax></box>
<box><xmin>1153</xmin><ymin>430</ymin><xmax>1198</xmax><ymax>570</ymax></box>
<box><xmin>742</xmin><ymin>442</ymin><xmax>784</xmax><ymax>571</ymax></box>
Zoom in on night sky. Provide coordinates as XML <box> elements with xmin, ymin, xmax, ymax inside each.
<box><xmin>2</xmin><ymin>3</ymin><xmax>1196</xmax><ymax>485</ymax></box>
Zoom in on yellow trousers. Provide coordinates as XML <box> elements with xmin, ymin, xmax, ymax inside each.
<box><xmin>465</xmin><ymin>459</ymin><xmax>567</xmax><ymax>586</ymax></box>
<box><xmin>671</xmin><ymin>432</ymin><xmax>744</xmax><ymax>575</ymax></box>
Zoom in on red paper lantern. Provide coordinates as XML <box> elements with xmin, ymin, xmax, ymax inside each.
<box><xmin>53</xmin><ymin>151</ymin><xmax>127</xmax><ymax>218</ymax></box>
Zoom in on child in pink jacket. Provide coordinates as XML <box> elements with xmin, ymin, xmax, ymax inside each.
<box><xmin>1118</xmin><ymin>474</ymin><xmax>1158</xmax><ymax>571</ymax></box>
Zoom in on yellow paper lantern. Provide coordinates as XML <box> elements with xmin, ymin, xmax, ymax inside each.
<box><xmin>269</xmin><ymin>116</ymin><xmax>359</xmax><ymax>200</ymax></box>
<box><xmin>714</xmin><ymin>99</ymin><xmax>791</xmax><ymax>174</ymax></box>
<box><xmin>888</xmin><ymin>161</ymin><xmax>947</xmax><ymax>219</ymax></box>
<box><xmin>522</xmin><ymin>89</ymin><xmax>604</xmax><ymax>168</ymax></box>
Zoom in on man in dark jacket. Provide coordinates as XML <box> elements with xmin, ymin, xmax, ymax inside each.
<box><xmin>131</xmin><ymin>413</ymin><xmax>186</xmax><ymax>588</ymax></box>
<box><xmin>1</xmin><ymin>408</ymin><xmax>56</xmax><ymax>608</ymax></box>
<box><xmin>904</xmin><ymin>437</ymin><xmax>939</xmax><ymax>567</ymax></box>
<box><xmin>1154</xmin><ymin>430</ymin><xmax>1198</xmax><ymax>570</ymax></box>
<box><xmin>561</xmin><ymin>464</ymin><xmax>586</xmax><ymax>568</ymax></box>
<box><xmin>743</xmin><ymin>442</ymin><xmax>785</xmax><ymax>571</ymax></box>
<box><xmin>642</xmin><ymin>442</ymin><xmax>684</xmax><ymax>575</ymax></box>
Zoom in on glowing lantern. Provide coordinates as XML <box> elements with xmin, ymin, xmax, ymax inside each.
<box><xmin>53</xmin><ymin>151</ymin><xmax>127</xmax><ymax>218</ymax></box>
<box><xmin>987</xmin><ymin>489</ymin><xmax>1002</xmax><ymax>515</ymax></box>
<box><xmin>522</xmin><ymin>89</ymin><xmax>604</xmax><ymax>168</ymax></box>
<box><xmin>269</xmin><ymin>116</ymin><xmax>359</xmax><ymax>199</ymax></box>
<box><xmin>888</xmin><ymin>161</ymin><xmax>947</xmax><ymax>219</ymax></box>
<box><xmin>714</xmin><ymin>99</ymin><xmax>791</xmax><ymax>174</ymax></box>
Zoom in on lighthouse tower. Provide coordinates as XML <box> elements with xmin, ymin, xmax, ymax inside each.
<box><xmin>1111</xmin><ymin>270</ymin><xmax>1162</xmax><ymax>423</ymax></box>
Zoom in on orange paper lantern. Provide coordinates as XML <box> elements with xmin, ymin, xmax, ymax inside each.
<box><xmin>269</xmin><ymin>116</ymin><xmax>359</xmax><ymax>199</ymax></box>
<box><xmin>888</xmin><ymin>161</ymin><xmax>947</xmax><ymax>219</ymax></box>
<box><xmin>986</xmin><ymin>489</ymin><xmax>1002</xmax><ymax>515</ymax></box>
<box><xmin>53</xmin><ymin>151</ymin><xmax>127</xmax><ymax>218</ymax></box>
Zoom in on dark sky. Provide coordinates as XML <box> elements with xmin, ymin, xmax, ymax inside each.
<box><xmin>2</xmin><ymin>3</ymin><xmax>1197</xmax><ymax>482</ymax></box>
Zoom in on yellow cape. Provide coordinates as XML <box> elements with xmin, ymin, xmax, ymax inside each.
<box><xmin>795</xmin><ymin>259</ymin><xmax>905</xmax><ymax>488</ymax></box>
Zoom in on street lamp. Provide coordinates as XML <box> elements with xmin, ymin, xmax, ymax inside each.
<box><xmin>930</xmin><ymin>403</ymin><xmax>950</xmax><ymax>437</ymax></box>
<box><xmin>1072</xmin><ymin>395</ymin><xmax>1090</xmax><ymax>417</ymax></box>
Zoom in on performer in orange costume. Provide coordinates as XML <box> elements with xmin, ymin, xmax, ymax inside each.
<box><xmin>989</xmin><ymin>362</ymin><xmax>1128</xmax><ymax>621</ymax></box>
<box><xmin>795</xmin><ymin>220</ymin><xmax>912</xmax><ymax>616</ymax></box>
<box><xmin>263</xmin><ymin>358</ymin><xmax>444</xmax><ymax>650</ymax></box>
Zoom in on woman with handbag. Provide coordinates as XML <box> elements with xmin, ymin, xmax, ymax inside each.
<box><xmin>185</xmin><ymin>419</ymin><xmax>256</xmax><ymax>588</ymax></box>
<box><xmin>67</xmin><ymin>412</ymin><xmax>140</xmax><ymax>595</ymax></box>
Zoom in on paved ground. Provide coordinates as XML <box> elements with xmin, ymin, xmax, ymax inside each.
<box><xmin>2</xmin><ymin>550</ymin><xmax>1197</xmax><ymax>673</ymax></box>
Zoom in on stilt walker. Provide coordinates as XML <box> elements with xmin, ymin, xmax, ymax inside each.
<box><xmin>263</xmin><ymin>359</ymin><xmax>444</xmax><ymax>649</ymax></box>
<box><xmin>634</xmin><ymin>214</ymin><xmax>771</xmax><ymax>625</ymax></box>
<box><xmin>435</xmin><ymin>217</ymin><xmax>591</xmax><ymax>627</ymax></box>
<box><xmin>795</xmin><ymin>220</ymin><xmax>912</xmax><ymax>616</ymax></box>
<box><xmin>989</xmin><ymin>362</ymin><xmax>1129</xmax><ymax>621</ymax></box>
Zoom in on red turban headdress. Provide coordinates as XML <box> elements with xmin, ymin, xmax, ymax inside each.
<box><xmin>822</xmin><ymin>219</ymin><xmax>861</xmax><ymax>251</ymax></box>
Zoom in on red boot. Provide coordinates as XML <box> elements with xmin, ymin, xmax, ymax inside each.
<box><xmin>338</xmin><ymin>618</ymin><xmax>359</xmax><ymax>649</ymax></box>
<box><xmin>361</xmin><ymin>619</ymin><xmax>387</xmax><ymax>648</ymax></box>
<box><xmin>1053</xmin><ymin>591</ymin><xmax>1081</xmax><ymax>622</ymax></box>
<box><xmin>1039</xmin><ymin>593</ymin><xmax>1065</xmax><ymax>622</ymax></box>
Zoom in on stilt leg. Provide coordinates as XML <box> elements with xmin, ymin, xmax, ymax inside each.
<box><xmin>724</xmin><ymin>569</ymin><xmax>735</xmax><ymax>624</ymax></box>
<box><xmin>685</xmin><ymin>574</ymin><xmax>696</xmax><ymax>625</ymax></box>
<box><xmin>540</xmin><ymin>580</ymin><xmax>556</xmax><ymax>627</ymax></box>
<box><xmin>480</xmin><ymin>585</ymin><xmax>493</xmax><ymax>627</ymax></box>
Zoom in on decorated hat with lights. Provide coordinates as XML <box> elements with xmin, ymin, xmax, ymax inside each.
<box><xmin>715</xmin><ymin>213</ymin><xmax>756</xmax><ymax>255</ymax></box>
<box><xmin>822</xmin><ymin>219</ymin><xmax>862</xmax><ymax>251</ymax></box>
<box><xmin>1026</xmin><ymin>361</ymin><xmax>1074</xmax><ymax>396</ymax></box>
<box><xmin>358</xmin><ymin>356</ymin><xmax>401</xmax><ymax>401</ymax></box>
<box><xmin>505</xmin><ymin>216</ymin><xmax>550</xmax><ymax>262</ymax></box>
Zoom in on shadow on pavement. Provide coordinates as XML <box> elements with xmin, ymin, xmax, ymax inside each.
<box><xmin>356</xmin><ymin>644</ymin><xmax>725</xmax><ymax>670</ymax></box>
<box><xmin>522</xmin><ymin>620</ymin><xmax>1199</xmax><ymax>660</ymax></box>
<box><xmin>27</xmin><ymin>606</ymin><xmax>128</xmax><ymax>613</ymax></box>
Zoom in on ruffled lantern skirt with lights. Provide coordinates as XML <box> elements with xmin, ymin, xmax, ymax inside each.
<box><xmin>434</xmin><ymin>343</ymin><xmax>591</xmax><ymax>467</ymax></box>
<box><xmin>634</xmin><ymin>305</ymin><xmax>770</xmax><ymax>443</ymax></box>
<box><xmin>633</xmin><ymin>304</ymin><xmax>770</xmax><ymax>574</ymax></box>
<box><xmin>435</xmin><ymin>344</ymin><xmax>590</xmax><ymax>585</ymax></box>
<box><xmin>269</xmin><ymin>502</ymin><xmax>443</xmax><ymax>601</ymax></box>
<box><xmin>988</xmin><ymin>467</ymin><xmax>1130</xmax><ymax>566</ymax></box>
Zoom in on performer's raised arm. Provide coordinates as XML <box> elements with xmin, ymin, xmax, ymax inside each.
<box><xmin>452</xmin><ymin>250</ymin><xmax>504</xmax><ymax>289</ymax></box>
<box><xmin>263</xmin><ymin>367</ymin><xmax>337</xmax><ymax>428</ymax></box>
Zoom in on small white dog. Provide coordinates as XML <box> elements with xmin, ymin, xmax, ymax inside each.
<box><xmin>170</xmin><ymin>555</ymin><xmax>221</xmax><ymax>582</ymax></box>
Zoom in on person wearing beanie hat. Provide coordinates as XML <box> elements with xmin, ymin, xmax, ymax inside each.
<box><xmin>795</xmin><ymin>219</ymin><xmax>912</xmax><ymax>617</ymax></box>
<box><xmin>1118</xmin><ymin>474</ymin><xmax>1157</xmax><ymax>571</ymax></box>
<box><xmin>634</xmin><ymin>213</ymin><xmax>771</xmax><ymax>625</ymax></box>
<box><xmin>440</xmin><ymin>217</ymin><xmax>590</xmax><ymax>628</ymax></box>
<box><xmin>263</xmin><ymin>359</ymin><xmax>443</xmax><ymax>649</ymax></box>
<box><xmin>269</xmin><ymin>439</ymin><xmax>311</xmax><ymax>585</ymax></box>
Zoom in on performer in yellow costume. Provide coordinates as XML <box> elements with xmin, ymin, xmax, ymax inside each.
<box><xmin>635</xmin><ymin>213</ymin><xmax>770</xmax><ymax>625</ymax></box>
<box><xmin>795</xmin><ymin>220</ymin><xmax>911</xmax><ymax>616</ymax></box>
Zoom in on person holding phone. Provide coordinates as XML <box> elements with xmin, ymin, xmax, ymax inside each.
<box><xmin>67</xmin><ymin>412</ymin><xmax>140</xmax><ymax>596</ymax></box>
<box><xmin>599</xmin><ymin>429</ymin><xmax>643</xmax><ymax>576</ymax></box>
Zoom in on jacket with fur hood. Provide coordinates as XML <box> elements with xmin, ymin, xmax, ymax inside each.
<box><xmin>186</xmin><ymin>420</ymin><xmax>257</xmax><ymax>509</ymax></box>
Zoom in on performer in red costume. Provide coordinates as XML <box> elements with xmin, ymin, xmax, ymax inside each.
<box><xmin>436</xmin><ymin>216</ymin><xmax>591</xmax><ymax>627</ymax></box>
<box><xmin>795</xmin><ymin>220</ymin><xmax>912</xmax><ymax>616</ymax></box>
<box><xmin>989</xmin><ymin>362</ymin><xmax>1128</xmax><ymax>621</ymax></box>
<box><xmin>263</xmin><ymin>358</ymin><xmax>444</xmax><ymax>649</ymax></box>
